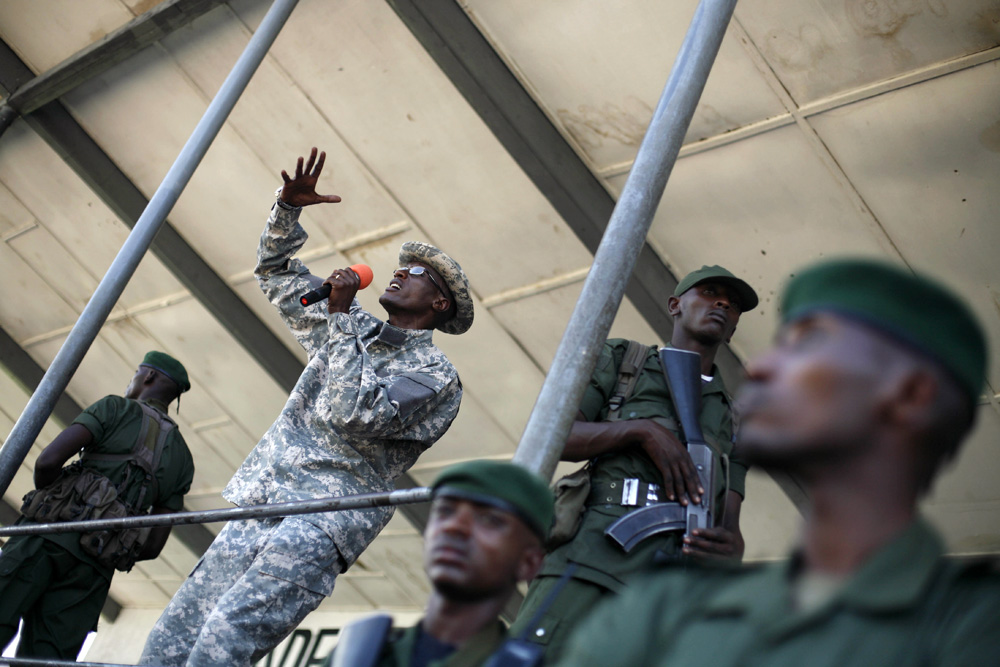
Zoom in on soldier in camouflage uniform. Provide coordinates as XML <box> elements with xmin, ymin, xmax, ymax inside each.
<box><xmin>140</xmin><ymin>148</ymin><xmax>474</xmax><ymax>667</ymax></box>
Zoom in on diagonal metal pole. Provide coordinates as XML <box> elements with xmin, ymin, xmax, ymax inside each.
<box><xmin>513</xmin><ymin>0</ymin><xmax>740</xmax><ymax>480</ymax></box>
<box><xmin>0</xmin><ymin>0</ymin><xmax>302</xmax><ymax>497</ymax></box>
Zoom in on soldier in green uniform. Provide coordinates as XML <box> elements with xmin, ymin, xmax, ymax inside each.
<box><xmin>329</xmin><ymin>460</ymin><xmax>552</xmax><ymax>667</ymax></box>
<box><xmin>509</xmin><ymin>265</ymin><xmax>759</xmax><ymax>661</ymax></box>
<box><xmin>559</xmin><ymin>258</ymin><xmax>1000</xmax><ymax>666</ymax></box>
<box><xmin>0</xmin><ymin>351</ymin><xmax>194</xmax><ymax>660</ymax></box>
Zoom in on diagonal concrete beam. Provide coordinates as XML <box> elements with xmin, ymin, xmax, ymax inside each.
<box><xmin>386</xmin><ymin>0</ymin><xmax>807</xmax><ymax>511</ymax></box>
<box><xmin>0</xmin><ymin>0</ymin><xmax>227</xmax><ymax>133</ymax></box>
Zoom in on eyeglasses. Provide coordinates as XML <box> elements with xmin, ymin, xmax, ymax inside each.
<box><xmin>396</xmin><ymin>266</ymin><xmax>449</xmax><ymax>299</ymax></box>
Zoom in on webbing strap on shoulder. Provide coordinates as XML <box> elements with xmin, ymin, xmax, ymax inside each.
<box><xmin>81</xmin><ymin>401</ymin><xmax>175</xmax><ymax>511</ymax></box>
<box><xmin>606</xmin><ymin>340</ymin><xmax>651</xmax><ymax>422</ymax></box>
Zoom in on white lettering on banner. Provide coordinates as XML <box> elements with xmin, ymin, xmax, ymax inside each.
<box><xmin>258</xmin><ymin>628</ymin><xmax>340</xmax><ymax>667</ymax></box>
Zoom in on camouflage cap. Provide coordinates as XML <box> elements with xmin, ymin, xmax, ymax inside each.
<box><xmin>432</xmin><ymin>460</ymin><xmax>554</xmax><ymax>541</ymax></box>
<box><xmin>141</xmin><ymin>351</ymin><xmax>190</xmax><ymax>393</ymax></box>
<box><xmin>674</xmin><ymin>265</ymin><xmax>759</xmax><ymax>312</ymax></box>
<box><xmin>781</xmin><ymin>258</ymin><xmax>988</xmax><ymax>404</ymax></box>
<box><xmin>399</xmin><ymin>241</ymin><xmax>474</xmax><ymax>335</ymax></box>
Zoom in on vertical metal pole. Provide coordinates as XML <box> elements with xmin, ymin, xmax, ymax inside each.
<box><xmin>0</xmin><ymin>0</ymin><xmax>302</xmax><ymax>497</ymax></box>
<box><xmin>513</xmin><ymin>0</ymin><xmax>739</xmax><ymax>480</ymax></box>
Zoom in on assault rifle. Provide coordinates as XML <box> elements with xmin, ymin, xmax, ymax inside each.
<box><xmin>604</xmin><ymin>347</ymin><xmax>715</xmax><ymax>552</ymax></box>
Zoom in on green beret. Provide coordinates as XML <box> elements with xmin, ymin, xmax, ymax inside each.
<box><xmin>675</xmin><ymin>265</ymin><xmax>759</xmax><ymax>311</ymax></box>
<box><xmin>141</xmin><ymin>351</ymin><xmax>191</xmax><ymax>393</ymax></box>
<box><xmin>781</xmin><ymin>258</ymin><xmax>988</xmax><ymax>404</ymax></box>
<box><xmin>399</xmin><ymin>241</ymin><xmax>474</xmax><ymax>335</ymax></box>
<box><xmin>432</xmin><ymin>460</ymin><xmax>554</xmax><ymax>540</ymax></box>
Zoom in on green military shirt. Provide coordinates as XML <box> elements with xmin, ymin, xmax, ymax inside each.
<box><xmin>33</xmin><ymin>395</ymin><xmax>194</xmax><ymax>578</ymax></box>
<box><xmin>366</xmin><ymin>619</ymin><xmax>506</xmax><ymax>667</ymax></box>
<box><xmin>559</xmin><ymin>518</ymin><xmax>1000</xmax><ymax>666</ymax></box>
<box><xmin>539</xmin><ymin>339</ymin><xmax>747</xmax><ymax>591</ymax></box>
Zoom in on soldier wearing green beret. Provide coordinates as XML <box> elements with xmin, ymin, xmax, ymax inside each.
<box><xmin>559</xmin><ymin>258</ymin><xmax>1000</xmax><ymax>666</ymax></box>
<box><xmin>327</xmin><ymin>461</ymin><xmax>552</xmax><ymax>667</ymax></box>
<box><xmin>0</xmin><ymin>352</ymin><xmax>193</xmax><ymax>660</ymax></box>
<box><xmin>510</xmin><ymin>264</ymin><xmax>758</xmax><ymax>662</ymax></box>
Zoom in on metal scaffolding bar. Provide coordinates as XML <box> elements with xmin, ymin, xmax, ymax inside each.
<box><xmin>512</xmin><ymin>0</ymin><xmax>740</xmax><ymax>481</ymax></box>
<box><xmin>0</xmin><ymin>658</ymin><xmax>147</xmax><ymax>667</ymax></box>
<box><xmin>0</xmin><ymin>488</ymin><xmax>431</xmax><ymax>537</ymax></box>
<box><xmin>0</xmin><ymin>0</ymin><xmax>302</xmax><ymax>498</ymax></box>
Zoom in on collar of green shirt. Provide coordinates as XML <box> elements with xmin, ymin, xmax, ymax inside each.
<box><xmin>392</xmin><ymin>619</ymin><xmax>506</xmax><ymax>666</ymax></box>
<box><xmin>699</xmin><ymin>517</ymin><xmax>943</xmax><ymax>633</ymax></box>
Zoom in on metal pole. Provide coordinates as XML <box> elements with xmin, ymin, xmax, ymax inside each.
<box><xmin>0</xmin><ymin>0</ymin><xmax>302</xmax><ymax>497</ymax></box>
<box><xmin>512</xmin><ymin>0</ymin><xmax>739</xmax><ymax>481</ymax></box>
<box><xmin>0</xmin><ymin>658</ymin><xmax>149</xmax><ymax>667</ymax></box>
<box><xmin>0</xmin><ymin>488</ymin><xmax>432</xmax><ymax>537</ymax></box>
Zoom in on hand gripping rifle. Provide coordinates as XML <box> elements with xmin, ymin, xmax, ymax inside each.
<box><xmin>604</xmin><ymin>347</ymin><xmax>715</xmax><ymax>552</ymax></box>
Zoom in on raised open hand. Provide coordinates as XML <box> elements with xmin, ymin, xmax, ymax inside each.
<box><xmin>279</xmin><ymin>147</ymin><xmax>342</xmax><ymax>207</ymax></box>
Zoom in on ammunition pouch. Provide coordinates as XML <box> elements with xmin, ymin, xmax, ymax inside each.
<box><xmin>19</xmin><ymin>400</ymin><xmax>174</xmax><ymax>572</ymax></box>
<box><xmin>546</xmin><ymin>465</ymin><xmax>591</xmax><ymax>550</ymax></box>
<box><xmin>20</xmin><ymin>463</ymin><xmax>150</xmax><ymax>571</ymax></box>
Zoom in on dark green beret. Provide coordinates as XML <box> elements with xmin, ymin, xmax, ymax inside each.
<box><xmin>675</xmin><ymin>265</ymin><xmax>759</xmax><ymax>311</ymax></box>
<box><xmin>781</xmin><ymin>258</ymin><xmax>987</xmax><ymax>404</ymax></box>
<box><xmin>432</xmin><ymin>460</ymin><xmax>554</xmax><ymax>540</ymax></box>
<box><xmin>141</xmin><ymin>351</ymin><xmax>191</xmax><ymax>393</ymax></box>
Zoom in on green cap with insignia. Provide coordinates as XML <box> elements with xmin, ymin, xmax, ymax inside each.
<box><xmin>432</xmin><ymin>460</ymin><xmax>554</xmax><ymax>540</ymax></box>
<box><xmin>141</xmin><ymin>351</ymin><xmax>191</xmax><ymax>393</ymax></box>
<box><xmin>781</xmin><ymin>258</ymin><xmax>988</xmax><ymax>404</ymax></box>
<box><xmin>674</xmin><ymin>265</ymin><xmax>758</xmax><ymax>312</ymax></box>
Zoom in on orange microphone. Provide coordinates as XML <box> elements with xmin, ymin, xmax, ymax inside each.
<box><xmin>299</xmin><ymin>264</ymin><xmax>373</xmax><ymax>306</ymax></box>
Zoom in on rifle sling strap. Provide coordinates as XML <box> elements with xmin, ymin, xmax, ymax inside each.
<box><xmin>606</xmin><ymin>341</ymin><xmax>651</xmax><ymax>422</ymax></box>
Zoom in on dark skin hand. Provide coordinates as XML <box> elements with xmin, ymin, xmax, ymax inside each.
<box><xmin>563</xmin><ymin>413</ymin><xmax>703</xmax><ymax>505</ymax></box>
<box><xmin>566</xmin><ymin>417</ymin><xmax>744</xmax><ymax>560</ymax></box>
<box><xmin>277</xmin><ymin>148</ymin><xmax>359</xmax><ymax>316</ymax></box>
<box><xmin>683</xmin><ymin>490</ymin><xmax>745</xmax><ymax>561</ymax></box>
<box><xmin>322</xmin><ymin>266</ymin><xmax>361</xmax><ymax>315</ymax></box>
<box><xmin>279</xmin><ymin>147</ymin><xmax>342</xmax><ymax>208</ymax></box>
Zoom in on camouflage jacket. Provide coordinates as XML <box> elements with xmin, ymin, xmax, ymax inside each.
<box><xmin>224</xmin><ymin>199</ymin><xmax>463</xmax><ymax>566</ymax></box>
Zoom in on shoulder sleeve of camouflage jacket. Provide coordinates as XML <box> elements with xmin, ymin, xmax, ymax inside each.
<box><xmin>254</xmin><ymin>198</ymin><xmax>331</xmax><ymax>357</ymax></box>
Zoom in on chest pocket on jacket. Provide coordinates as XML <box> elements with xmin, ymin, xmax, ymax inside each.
<box><xmin>386</xmin><ymin>373</ymin><xmax>444</xmax><ymax>420</ymax></box>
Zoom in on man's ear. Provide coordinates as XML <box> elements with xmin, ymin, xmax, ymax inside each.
<box><xmin>883</xmin><ymin>368</ymin><xmax>938</xmax><ymax>431</ymax></box>
<box><xmin>725</xmin><ymin>325</ymin><xmax>737</xmax><ymax>344</ymax></box>
<box><xmin>516</xmin><ymin>544</ymin><xmax>546</xmax><ymax>584</ymax></box>
<box><xmin>142</xmin><ymin>368</ymin><xmax>158</xmax><ymax>387</ymax></box>
<box><xmin>432</xmin><ymin>295</ymin><xmax>452</xmax><ymax>314</ymax></box>
<box><xmin>667</xmin><ymin>294</ymin><xmax>681</xmax><ymax>318</ymax></box>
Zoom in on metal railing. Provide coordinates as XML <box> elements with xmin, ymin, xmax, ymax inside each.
<box><xmin>0</xmin><ymin>488</ymin><xmax>430</xmax><ymax>538</ymax></box>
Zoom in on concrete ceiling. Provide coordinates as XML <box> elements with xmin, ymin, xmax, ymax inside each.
<box><xmin>0</xmin><ymin>0</ymin><xmax>997</xmax><ymax>661</ymax></box>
